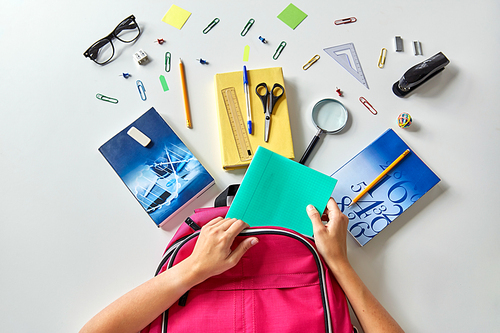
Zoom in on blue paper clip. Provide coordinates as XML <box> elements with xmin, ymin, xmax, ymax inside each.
<box><xmin>273</xmin><ymin>41</ymin><xmax>287</xmax><ymax>60</ymax></box>
<box><xmin>136</xmin><ymin>80</ymin><xmax>146</xmax><ymax>101</ymax></box>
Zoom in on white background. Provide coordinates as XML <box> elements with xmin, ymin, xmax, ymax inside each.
<box><xmin>1</xmin><ymin>0</ymin><xmax>499</xmax><ymax>332</ymax></box>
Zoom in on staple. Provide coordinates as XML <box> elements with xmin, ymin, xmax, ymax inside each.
<box><xmin>413</xmin><ymin>41</ymin><xmax>423</xmax><ymax>55</ymax></box>
<box><xmin>395</xmin><ymin>36</ymin><xmax>403</xmax><ymax>52</ymax></box>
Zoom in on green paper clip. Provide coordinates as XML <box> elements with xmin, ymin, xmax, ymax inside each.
<box><xmin>273</xmin><ymin>41</ymin><xmax>287</xmax><ymax>60</ymax></box>
<box><xmin>203</xmin><ymin>18</ymin><xmax>219</xmax><ymax>34</ymax></box>
<box><xmin>96</xmin><ymin>93</ymin><xmax>118</xmax><ymax>104</ymax></box>
<box><xmin>165</xmin><ymin>52</ymin><xmax>171</xmax><ymax>72</ymax></box>
<box><xmin>241</xmin><ymin>18</ymin><xmax>255</xmax><ymax>36</ymax></box>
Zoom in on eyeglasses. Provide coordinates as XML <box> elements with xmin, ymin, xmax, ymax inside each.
<box><xmin>83</xmin><ymin>15</ymin><xmax>141</xmax><ymax>65</ymax></box>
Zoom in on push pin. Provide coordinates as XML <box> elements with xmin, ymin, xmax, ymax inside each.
<box><xmin>258</xmin><ymin>36</ymin><xmax>267</xmax><ymax>43</ymax></box>
<box><xmin>196</xmin><ymin>58</ymin><xmax>209</xmax><ymax>64</ymax></box>
<box><xmin>335</xmin><ymin>87</ymin><xmax>342</xmax><ymax>97</ymax></box>
<box><xmin>154</xmin><ymin>38</ymin><xmax>165</xmax><ymax>45</ymax></box>
<box><xmin>120</xmin><ymin>73</ymin><xmax>132</xmax><ymax>78</ymax></box>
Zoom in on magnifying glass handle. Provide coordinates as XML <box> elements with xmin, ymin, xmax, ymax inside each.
<box><xmin>299</xmin><ymin>130</ymin><xmax>322</xmax><ymax>165</ymax></box>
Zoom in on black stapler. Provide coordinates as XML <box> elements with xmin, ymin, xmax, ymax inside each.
<box><xmin>392</xmin><ymin>52</ymin><xmax>450</xmax><ymax>97</ymax></box>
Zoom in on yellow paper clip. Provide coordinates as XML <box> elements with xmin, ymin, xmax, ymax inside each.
<box><xmin>303</xmin><ymin>54</ymin><xmax>320</xmax><ymax>70</ymax></box>
<box><xmin>378</xmin><ymin>48</ymin><xmax>387</xmax><ymax>68</ymax></box>
<box><xmin>273</xmin><ymin>41</ymin><xmax>287</xmax><ymax>60</ymax></box>
<box><xmin>96</xmin><ymin>93</ymin><xmax>118</xmax><ymax>104</ymax></box>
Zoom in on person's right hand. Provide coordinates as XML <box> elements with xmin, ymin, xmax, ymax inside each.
<box><xmin>307</xmin><ymin>198</ymin><xmax>350</xmax><ymax>273</ymax></box>
<box><xmin>186</xmin><ymin>217</ymin><xmax>258</xmax><ymax>285</ymax></box>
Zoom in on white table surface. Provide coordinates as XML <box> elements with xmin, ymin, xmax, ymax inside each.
<box><xmin>1</xmin><ymin>0</ymin><xmax>499</xmax><ymax>332</ymax></box>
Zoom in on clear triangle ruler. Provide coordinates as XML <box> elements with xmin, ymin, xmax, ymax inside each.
<box><xmin>324</xmin><ymin>43</ymin><xmax>369</xmax><ymax>89</ymax></box>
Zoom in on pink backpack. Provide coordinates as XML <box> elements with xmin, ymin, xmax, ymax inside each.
<box><xmin>141</xmin><ymin>189</ymin><xmax>354</xmax><ymax>333</ymax></box>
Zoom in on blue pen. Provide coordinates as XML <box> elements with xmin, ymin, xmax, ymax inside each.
<box><xmin>243</xmin><ymin>66</ymin><xmax>252</xmax><ymax>134</ymax></box>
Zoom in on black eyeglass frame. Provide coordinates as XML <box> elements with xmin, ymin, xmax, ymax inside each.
<box><xmin>83</xmin><ymin>15</ymin><xmax>141</xmax><ymax>65</ymax></box>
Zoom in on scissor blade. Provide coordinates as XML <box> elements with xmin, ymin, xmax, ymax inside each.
<box><xmin>264</xmin><ymin>116</ymin><xmax>271</xmax><ymax>142</ymax></box>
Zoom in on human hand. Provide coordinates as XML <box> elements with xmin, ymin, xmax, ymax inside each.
<box><xmin>186</xmin><ymin>217</ymin><xmax>258</xmax><ymax>284</ymax></box>
<box><xmin>307</xmin><ymin>198</ymin><xmax>350</xmax><ymax>273</ymax></box>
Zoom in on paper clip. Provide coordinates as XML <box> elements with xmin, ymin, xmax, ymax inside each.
<box><xmin>96</xmin><ymin>93</ymin><xmax>118</xmax><ymax>104</ymax></box>
<box><xmin>378</xmin><ymin>48</ymin><xmax>387</xmax><ymax>68</ymax></box>
<box><xmin>303</xmin><ymin>54</ymin><xmax>320</xmax><ymax>70</ymax></box>
<box><xmin>136</xmin><ymin>80</ymin><xmax>146</xmax><ymax>101</ymax></box>
<box><xmin>241</xmin><ymin>18</ymin><xmax>255</xmax><ymax>36</ymax></box>
<box><xmin>359</xmin><ymin>97</ymin><xmax>377</xmax><ymax>115</ymax></box>
<box><xmin>273</xmin><ymin>41</ymin><xmax>287</xmax><ymax>60</ymax></box>
<box><xmin>334</xmin><ymin>17</ymin><xmax>357</xmax><ymax>25</ymax></box>
<box><xmin>203</xmin><ymin>18</ymin><xmax>219</xmax><ymax>34</ymax></box>
<box><xmin>165</xmin><ymin>52</ymin><xmax>171</xmax><ymax>72</ymax></box>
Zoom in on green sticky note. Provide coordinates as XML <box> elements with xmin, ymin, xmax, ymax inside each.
<box><xmin>243</xmin><ymin>45</ymin><xmax>250</xmax><ymax>62</ymax></box>
<box><xmin>227</xmin><ymin>147</ymin><xmax>337</xmax><ymax>236</ymax></box>
<box><xmin>277</xmin><ymin>3</ymin><xmax>308</xmax><ymax>30</ymax></box>
<box><xmin>159</xmin><ymin>75</ymin><xmax>169</xmax><ymax>91</ymax></box>
<box><xmin>162</xmin><ymin>4</ymin><xmax>191</xmax><ymax>29</ymax></box>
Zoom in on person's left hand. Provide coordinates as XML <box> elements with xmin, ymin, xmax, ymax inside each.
<box><xmin>186</xmin><ymin>217</ymin><xmax>258</xmax><ymax>284</ymax></box>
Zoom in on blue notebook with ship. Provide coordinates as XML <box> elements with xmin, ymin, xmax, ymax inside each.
<box><xmin>331</xmin><ymin>129</ymin><xmax>440</xmax><ymax>246</ymax></box>
<box><xmin>99</xmin><ymin>108</ymin><xmax>214</xmax><ymax>227</ymax></box>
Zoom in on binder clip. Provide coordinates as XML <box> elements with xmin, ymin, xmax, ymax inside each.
<box><xmin>133</xmin><ymin>49</ymin><xmax>149</xmax><ymax>65</ymax></box>
<box><xmin>392</xmin><ymin>52</ymin><xmax>450</xmax><ymax>97</ymax></box>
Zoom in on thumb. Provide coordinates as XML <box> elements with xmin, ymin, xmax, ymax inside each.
<box><xmin>307</xmin><ymin>204</ymin><xmax>324</xmax><ymax>233</ymax></box>
<box><xmin>229</xmin><ymin>237</ymin><xmax>259</xmax><ymax>263</ymax></box>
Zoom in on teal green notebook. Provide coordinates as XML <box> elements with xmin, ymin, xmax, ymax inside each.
<box><xmin>226</xmin><ymin>146</ymin><xmax>338</xmax><ymax>236</ymax></box>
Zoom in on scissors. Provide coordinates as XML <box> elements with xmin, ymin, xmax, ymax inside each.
<box><xmin>255</xmin><ymin>82</ymin><xmax>284</xmax><ymax>142</ymax></box>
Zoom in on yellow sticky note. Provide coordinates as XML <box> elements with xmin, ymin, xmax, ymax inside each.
<box><xmin>162</xmin><ymin>4</ymin><xmax>191</xmax><ymax>29</ymax></box>
<box><xmin>243</xmin><ymin>45</ymin><xmax>250</xmax><ymax>62</ymax></box>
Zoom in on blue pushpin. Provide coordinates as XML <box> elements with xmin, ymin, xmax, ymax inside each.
<box><xmin>258</xmin><ymin>36</ymin><xmax>267</xmax><ymax>43</ymax></box>
<box><xmin>120</xmin><ymin>73</ymin><xmax>131</xmax><ymax>78</ymax></box>
<box><xmin>196</xmin><ymin>58</ymin><xmax>209</xmax><ymax>65</ymax></box>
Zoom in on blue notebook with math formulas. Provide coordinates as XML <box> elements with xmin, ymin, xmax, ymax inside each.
<box><xmin>330</xmin><ymin>129</ymin><xmax>440</xmax><ymax>246</ymax></box>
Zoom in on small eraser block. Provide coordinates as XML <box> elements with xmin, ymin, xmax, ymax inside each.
<box><xmin>127</xmin><ymin>127</ymin><xmax>151</xmax><ymax>147</ymax></box>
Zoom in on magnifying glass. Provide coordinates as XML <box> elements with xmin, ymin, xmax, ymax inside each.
<box><xmin>299</xmin><ymin>98</ymin><xmax>348</xmax><ymax>165</ymax></box>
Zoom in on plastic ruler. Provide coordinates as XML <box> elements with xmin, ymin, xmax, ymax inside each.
<box><xmin>324</xmin><ymin>43</ymin><xmax>369</xmax><ymax>89</ymax></box>
<box><xmin>221</xmin><ymin>87</ymin><xmax>253</xmax><ymax>162</ymax></box>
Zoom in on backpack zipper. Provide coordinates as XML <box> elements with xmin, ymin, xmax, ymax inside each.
<box><xmin>160</xmin><ymin>228</ymin><xmax>333</xmax><ymax>333</ymax></box>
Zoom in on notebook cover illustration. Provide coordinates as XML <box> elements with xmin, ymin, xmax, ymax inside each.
<box><xmin>331</xmin><ymin>128</ymin><xmax>440</xmax><ymax>246</ymax></box>
<box><xmin>99</xmin><ymin>107</ymin><xmax>214</xmax><ymax>227</ymax></box>
<box><xmin>227</xmin><ymin>146</ymin><xmax>337</xmax><ymax>236</ymax></box>
<box><xmin>214</xmin><ymin>67</ymin><xmax>294</xmax><ymax>170</ymax></box>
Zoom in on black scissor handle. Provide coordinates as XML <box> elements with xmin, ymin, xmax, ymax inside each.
<box><xmin>255</xmin><ymin>82</ymin><xmax>269</xmax><ymax>113</ymax></box>
<box><xmin>269</xmin><ymin>83</ymin><xmax>284</xmax><ymax>115</ymax></box>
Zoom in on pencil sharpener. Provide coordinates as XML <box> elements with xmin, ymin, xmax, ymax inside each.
<box><xmin>133</xmin><ymin>49</ymin><xmax>149</xmax><ymax>65</ymax></box>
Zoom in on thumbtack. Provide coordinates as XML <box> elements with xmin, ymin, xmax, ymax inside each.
<box><xmin>120</xmin><ymin>73</ymin><xmax>131</xmax><ymax>78</ymax></box>
<box><xmin>258</xmin><ymin>36</ymin><xmax>267</xmax><ymax>43</ymax></box>
<box><xmin>335</xmin><ymin>87</ymin><xmax>342</xmax><ymax>97</ymax></box>
<box><xmin>196</xmin><ymin>58</ymin><xmax>209</xmax><ymax>64</ymax></box>
<box><xmin>154</xmin><ymin>38</ymin><xmax>165</xmax><ymax>45</ymax></box>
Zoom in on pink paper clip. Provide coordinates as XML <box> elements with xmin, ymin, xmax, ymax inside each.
<box><xmin>334</xmin><ymin>17</ymin><xmax>357</xmax><ymax>25</ymax></box>
<box><xmin>359</xmin><ymin>97</ymin><xmax>378</xmax><ymax>115</ymax></box>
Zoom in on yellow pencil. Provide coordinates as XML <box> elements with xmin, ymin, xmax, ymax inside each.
<box><xmin>349</xmin><ymin>149</ymin><xmax>410</xmax><ymax>207</ymax></box>
<box><xmin>179</xmin><ymin>58</ymin><xmax>192</xmax><ymax>128</ymax></box>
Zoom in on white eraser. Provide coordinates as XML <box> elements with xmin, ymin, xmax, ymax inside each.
<box><xmin>127</xmin><ymin>127</ymin><xmax>151</xmax><ymax>147</ymax></box>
